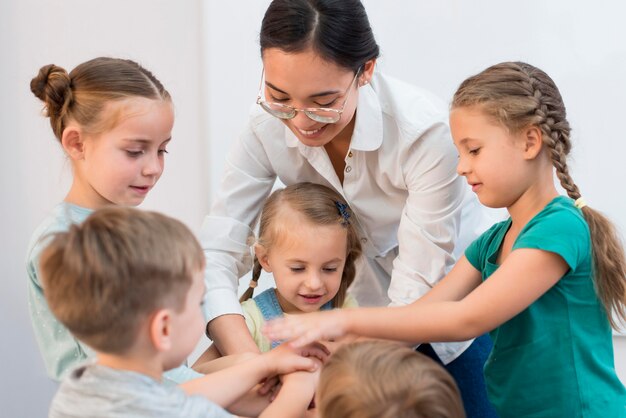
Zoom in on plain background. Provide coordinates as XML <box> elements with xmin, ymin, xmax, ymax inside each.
<box><xmin>1</xmin><ymin>1</ymin><xmax>624</xmax><ymax>415</ymax></box>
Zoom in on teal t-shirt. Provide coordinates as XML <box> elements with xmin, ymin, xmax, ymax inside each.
<box><xmin>465</xmin><ymin>196</ymin><xmax>625</xmax><ymax>417</ymax></box>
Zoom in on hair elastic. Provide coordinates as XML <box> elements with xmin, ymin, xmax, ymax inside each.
<box><xmin>247</xmin><ymin>279</ymin><xmax>258</xmax><ymax>289</ymax></box>
<box><xmin>574</xmin><ymin>197</ymin><xmax>587</xmax><ymax>209</ymax></box>
<box><xmin>335</xmin><ymin>201</ymin><xmax>351</xmax><ymax>225</ymax></box>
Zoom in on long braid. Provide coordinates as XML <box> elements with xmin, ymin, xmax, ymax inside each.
<box><xmin>239</xmin><ymin>257</ymin><xmax>264</xmax><ymax>303</ymax></box>
<box><xmin>453</xmin><ymin>61</ymin><xmax>626</xmax><ymax>329</ymax></box>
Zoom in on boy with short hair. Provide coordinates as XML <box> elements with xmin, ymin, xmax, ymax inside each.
<box><xmin>40</xmin><ymin>207</ymin><xmax>320</xmax><ymax>418</ymax></box>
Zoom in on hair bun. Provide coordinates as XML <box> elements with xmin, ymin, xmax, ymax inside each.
<box><xmin>30</xmin><ymin>64</ymin><xmax>72</xmax><ymax>117</ymax></box>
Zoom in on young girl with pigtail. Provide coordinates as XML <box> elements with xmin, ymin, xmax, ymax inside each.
<box><xmin>195</xmin><ymin>182</ymin><xmax>361</xmax><ymax>365</ymax></box>
<box><xmin>265</xmin><ymin>62</ymin><xmax>626</xmax><ymax>417</ymax></box>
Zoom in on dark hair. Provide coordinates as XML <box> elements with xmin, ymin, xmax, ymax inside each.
<box><xmin>40</xmin><ymin>207</ymin><xmax>204</xmax><ymax>354</ymax></box>
<box><xmin>260</xmin><ymin>0</ymin><xmax>380</xmax><ymax>72</ymax></box>
<box><xmin>31</xmin><ymin>57</ymin><xmax>171</xmax><ymax>141</ymax></box>
<box><xmin>240</xmin><ymin>182</ymin><xmax>362</xmax><ymax>308</ymax></box>
<box><xmin>452</xmin><ymin>62</ymin><xmax>626</xmax><ymax>329</ymax></box>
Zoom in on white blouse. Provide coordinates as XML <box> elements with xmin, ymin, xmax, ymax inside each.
<box><xmin>199</xmin><ymin>71</ymin><xmax>491</xmax><ymax>363</ymax></box>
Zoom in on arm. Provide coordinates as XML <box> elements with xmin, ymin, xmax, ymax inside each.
<box><xmin>265</xmin><ymin>249</ymin><xmax>567</xmax><ymax>346</ymax></box>
<box><xmin>388</xmin><ymin>122</ymin><xmax>472</xmax><ymax>307</ymax></box>
<box><xmin>180</xmin><ymin>343</ymin><xmax>322</xmax><ymax>409</ymax></box>
<box><xmin>200</xmin><ymin>120</ymin><xmax>277</xmax><ymax>355</ymax></box>
<box><xmin>260</xmin><ymin>370</ymin><xmax>319</xmax><ymax>418</ymax></box>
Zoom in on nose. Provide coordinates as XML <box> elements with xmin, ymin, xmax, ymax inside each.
<box><xmin>304</xmin><ymin>271</ymin><xmax>323</xmax><ymax>291</ymax></box>
<box><xmin>456</xmin><ymin>155</ymin><xmax>469</xmax><ymax>176</ymax></box>
<box><xmin>142</xmin><ymin>152</ymin><xmax>164</xmax><ymax>177</ymax></box>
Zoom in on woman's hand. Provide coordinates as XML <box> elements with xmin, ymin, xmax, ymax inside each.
<box><xmin>263</xmin><ymin>309</ymin><xmax>349</xmax><ymax>348</ymax></box>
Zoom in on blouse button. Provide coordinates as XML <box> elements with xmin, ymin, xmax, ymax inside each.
<box><xmin>348</xmin><ymin>151</ymin><xmax>353</xmax><ymax>158</ymax></box>
<box><xmin>360</xmin><ymin>238</ymin><xmax>368</xmax><ymax>244</ymax></box>
<box><xmin>345</xmin><ymin>166</ymin><xmax>352</xmax><ymax>173</ymax></box>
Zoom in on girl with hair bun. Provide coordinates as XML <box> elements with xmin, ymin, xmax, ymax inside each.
<box><xmin>26</xmin><ymin>57</ymin><xmax>200</xmax><ymax>384</ymax></box>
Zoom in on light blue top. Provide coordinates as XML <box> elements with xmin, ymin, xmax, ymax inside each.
<box><xmin>26</xmin><ymin>202</ymin><xmax>202</xmax><ymax>384</ymax></box>
<box><xmin>49</xmin><ymin>362</ymin><xmax>233</xmax><ymax>418</ymax></box>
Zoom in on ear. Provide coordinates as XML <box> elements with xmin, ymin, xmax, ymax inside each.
<box><xmin>61</xmin><ymin>124</ymin><xmax>86</xmax><ymax>160</ymax></box>
<box><xmin>149</xmin><ymin>309</ymin><xmax>173</xmax><ymax>353</ymax></box>
<box><xmin>254</xmin><ymin>243</ymin><xmax>272</xmax><ymax>273</ymax></box>
<box><xmin>521</xmin><ymin>125</ymin><xmax>543</xmax><ymax>160</ymax></box>
<box><xmin>359</xmin><ymin>58</ymin><xmax>377</xmax><ymax>87</ymax></box>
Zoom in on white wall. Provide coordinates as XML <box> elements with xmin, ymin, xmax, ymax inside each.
<box><xmin>0</xmin><ymin>1</ymin><xmax>207</xmax><ymax>416</ymax></box>
<box><xmin>2</xmin><ymin>0</ymin><xmax>625</xmax><ymax>415</ymax></box>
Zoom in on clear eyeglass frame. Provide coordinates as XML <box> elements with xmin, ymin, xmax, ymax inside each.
<box><xmin>256</xmin><ymin>68</ymin><xmax>362</xmax><ymax>124</ymax></box>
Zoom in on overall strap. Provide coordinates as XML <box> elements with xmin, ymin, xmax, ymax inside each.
<box><xmin>254</xmin><ymin>288</ymin><xmax>285</xmax><ymax>349</ymax></box>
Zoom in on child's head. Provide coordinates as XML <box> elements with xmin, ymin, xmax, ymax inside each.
<box><xmin>317</xmin><ymin>341</ymin><xmax>465</xmax><ymax>418</ymax></box>
<box><xmin>241</xmin><ymin>182</ymin><xmax>362</xmax><ymax>313</ymax></box>
<box><xmin>31</xmin><ymin>57</ymin><xmax>174</xmax><ymax>208</ymax></box>
<box><xmin>450</xmin><ymin>61</ymin><xmax>626</xmax><ymax>329</ymax></box>
<box><xmin>40</xmin><ymin>207</ymin><xmax>206</xmax><ymax>370</ymax></box>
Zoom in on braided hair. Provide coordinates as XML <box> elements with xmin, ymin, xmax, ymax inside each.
<box><xmin>452</xmin><ymin>62</ymin><xmax>626</xmax><ymax>329</ymax></box>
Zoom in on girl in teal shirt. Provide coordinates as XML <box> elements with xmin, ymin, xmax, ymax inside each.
<box><xmin>264</xmin><ymin>62</ymin><xmax>626</xmax><ymax>417</ymax></box>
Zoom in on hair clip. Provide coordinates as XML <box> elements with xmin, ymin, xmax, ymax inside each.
<box><xmin>335</xmin><ymin>201</ymin><xmax>351</xmax><ymax>225</ymax></box>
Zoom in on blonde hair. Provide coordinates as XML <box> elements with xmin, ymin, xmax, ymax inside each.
<box><xmin>452</xmin><ymin>61</ymin><xmax>626</xmax><ymax>329</ymax></box>
<box><xmin>30</xmin><ymin>57</ymin><xmax>171</xmax><ymax>141</ymax></box>
<box><xmin>317</xmin><ymin>341</ymin><xmax>465</xmax><ymax>418</ymax></box>
<box><xmin>39</xmin><ymin>207</ymin><xmax>204</xmax><ymax>354</ymax></box>
<box><xmin>240</xmin><ymin>182</ymin><xmax>362</xmax><ymax>308</ymax></box>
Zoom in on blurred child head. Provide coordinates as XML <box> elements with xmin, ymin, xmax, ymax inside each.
<box><xmin>240</xmin><ymin>182</ymin><xmax>362</xmax><ymax>312</ymax></box>
<box><xmin>31</xmin><ymin>57</ymin><xmax>173</xmax><ymax>208</ymax></box>
<box><xmin>40</xmin><ymin>207</ymin><xmax>206</xmax><ymax>370</ymax></box>
<box><xmin>317</xmin><ymin>340</ymin><xmax>465</xmax><ymax>418</ymax></box>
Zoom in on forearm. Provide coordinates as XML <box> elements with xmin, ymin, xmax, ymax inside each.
<box><xmin>181</xmin><ymin>354</ymin><xmax>271</xmax><ymax>407</ymax></box>
<box><xmin>260</xmin><ymin>372</ymin><xmax>315</xmax><ymax>418</ymax></box>
<box><xmin>208</xmin><ymin>314</ymin><xmax>261</xmax><ymax>355</ymax></box>
<box><xmin>344</xmin><ymin>302</ymin><xmax>480</xmax><ymax>344</ymax></box>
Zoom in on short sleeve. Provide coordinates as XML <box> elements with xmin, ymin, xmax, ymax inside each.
<box><xmin>465</xmin><ymin>222</ymin><xmax>504</xmax><ymax>271</ymax></box>
<box><xmin>513</xmin><ymin>207</ymin><xmax>589</xmax><ymax>271</ymax></box>
<box><xmin>241</xmin><ymin>299</ymin><xmax>271</xmax><ymax>352</ymax></box>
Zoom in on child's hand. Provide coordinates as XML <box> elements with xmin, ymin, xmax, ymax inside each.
<box><xmin>263</xmin><ymin>341</ymin><xmax>330</xmax><ymax>376</ymax></box>
<box><xmin>263</xmin><ymin>309</ymin><xmax>348</xmax><ymax>348</ymax></box>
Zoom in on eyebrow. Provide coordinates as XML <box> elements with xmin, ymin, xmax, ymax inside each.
<box><xmin>286</xmin><ymin>258</ymin><xmax>344</xmax><ymax>264</ymax></box>
<box><xmin>265</xmin><ymin>82</ymin><xmax>341</xmax><ymax>99</ymax></box>
<box><xmin>122</xmin><ymin>137</ymin><xmax>172</xmax><ymax>144</ymax></box>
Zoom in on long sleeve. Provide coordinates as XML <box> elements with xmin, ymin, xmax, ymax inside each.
<box><xmin>200</xmin><ymin>120</ymin><xmax>277</xmax><ymax>321</ymax></box>
<box><xmin>388</xmin><ymin>121</ymin><xmax>465</xmax><ymax>306</ymax></box>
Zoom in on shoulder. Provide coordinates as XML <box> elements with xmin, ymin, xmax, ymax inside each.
<box><xmin>26</xmin><ymin>203</ymin><xmax>92</xmax><ymax>276</ymax></box>
<box><xmin>372</xmin><ymin>72</ymin><xmax>448</xmax><ymax>140</ymax></box>
<box><xmin>514</xmin><ymin>196</ymin><xmax>590</xmax><ymax>269</ymax></box>
<box><xmin>342</xmin><ymin>293</ymin><xmax>359</xmax><ymax>308</ymax></box>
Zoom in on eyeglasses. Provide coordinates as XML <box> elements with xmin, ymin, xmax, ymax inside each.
<box><xmin>256</xmin><ymin>68</ymin><xmax>361</xmax><ymax>124</ymax></box>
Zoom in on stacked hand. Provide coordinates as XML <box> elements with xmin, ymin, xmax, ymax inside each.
<box><xmin>263</xmin><ymin>309</ymin><xmax>349</xmax><ymax>348</ymax></box>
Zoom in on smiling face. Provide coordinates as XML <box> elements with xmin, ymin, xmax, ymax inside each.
<box><xmin>450</xmin><ymin>106</ymin><xmax>536</xmax><ymax>209</ymax></box>
<box><xmin>256</xmin><ymin>209</ymin><xmax>348</xmax><ymax>314</ymax></box>
<box><xmin>261</xmin><ymin>48</ymin><xmax>364</xmax><ymax>147</ymax></box>
<box><xmin>66</xmin><ymin>97</ymin><xmax>174</xmax><ymax>208</ymax></box>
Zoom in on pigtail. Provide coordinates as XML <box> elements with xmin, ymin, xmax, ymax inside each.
<box><xmin>527</xmin><ymin>69</ymin><xmax>626</xmax><ymax>330</ymax></box>
<box><xmin>239</xmin><ymin>256</ymin><xmax>263</xmax><ymax>303</ymax></box>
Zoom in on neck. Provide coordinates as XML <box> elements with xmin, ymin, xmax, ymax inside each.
<box><xmin>97</xmin><ymin>350</ymin><xmax>164</xmax><ymax>381</ymax></box>
<box><xmin>507</xmin><ymin>177</ymin><xmax>559</xmax><ymax>228</ymax></box>
<box><xmin>64</xmin><ymin>177</ymin><xmax>109</xmax><ymax>209</ymax></box>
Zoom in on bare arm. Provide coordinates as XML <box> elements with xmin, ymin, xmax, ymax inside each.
<box><xmin>180</xmin><ymin>343</ymin><xmax>322</xmax><ymax>410</ymax></box>
<box><xmin>265</xmin><ymin>249</ymin><xmax>568</xmax><ymax>346</ymax></box>
<box><xmin>208</xmin><ymin>314</ymin><xmax>261</xmax><ymax>355</ymax></box>
<box><xmin>260</xmin><ymin>370</ymin><xmax>318</xmax><ymax>418</ymax></box>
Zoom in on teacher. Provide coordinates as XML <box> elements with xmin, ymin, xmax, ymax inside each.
<box><xmin>200</xmin><ymin>1</ymin><xmax>495</xmax><ymax>416</ymax></box>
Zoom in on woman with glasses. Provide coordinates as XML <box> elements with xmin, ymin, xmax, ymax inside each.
<box><xmin>201</xmin><ymin>1</ymin><xmax>495</xmax><ymax>416</ymax></box>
